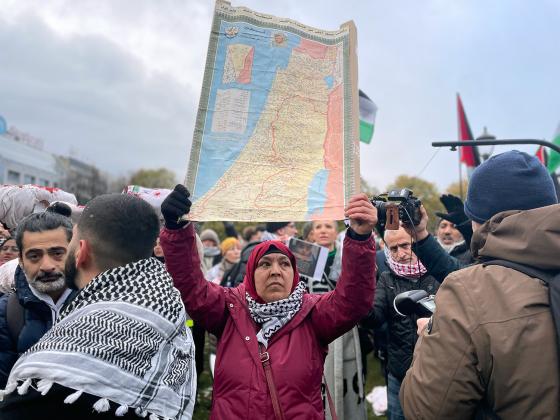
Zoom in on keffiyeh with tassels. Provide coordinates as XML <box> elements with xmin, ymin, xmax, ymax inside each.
<box><xmin>246</xmin><ymin>280</ymin><xmax>306</xmax><ymax>348</ymax></box>
<box><xmin>1</xmin><ymin>258</ymin><xmax>196</xmax><ymax>419</ymax></box>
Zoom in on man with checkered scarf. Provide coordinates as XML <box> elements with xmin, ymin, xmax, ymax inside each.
<box><xmin>363</xmin><ymin>226</ymin><xmax>439</xmax><ymax>420</ymax></box>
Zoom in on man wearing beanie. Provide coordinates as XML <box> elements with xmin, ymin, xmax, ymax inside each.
<box><xmin>261</xmin><ymin>221</ymin><xmax>298</xmax><ymax>242</ymax></box>
<box><xmin>400</xmin><ymin>150</ymin><xmax>560</xmax><ymax>419</ymax></box>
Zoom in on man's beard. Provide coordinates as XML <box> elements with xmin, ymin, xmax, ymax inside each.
<box><xmin>437</xmin><ymin>237</ymin><xmax>464</xmax><ymax>253</ymax></box>
<box><xmin>27</xmin><ymin>271</ymin><xmax>67</xmax><ymax>294</ymax></box>
<box><xmin>64</xmin><ymin>251</ymin><xmax>80</xmax><ymax>290</ymax></box>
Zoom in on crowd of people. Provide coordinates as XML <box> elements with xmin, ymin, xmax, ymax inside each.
<box><xmin>0</xmin><ymin>149</ymin><xmax>558</xmax><ymax>419</ymax></box>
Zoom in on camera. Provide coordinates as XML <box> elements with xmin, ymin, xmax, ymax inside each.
<box><xmin>370</xmin><ymin>188</ymin><xmax>422</xmax><ymax>230</ymax></box>
<box><xmin>393</xmin><ymin>290</ymin><xmax>435</xmax><ymax>318</ymax></box>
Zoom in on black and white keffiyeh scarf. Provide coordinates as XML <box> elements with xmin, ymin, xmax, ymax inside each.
<box><xmin>1</xmin><ymin>258</ymin><xmax>196</xmax><ymax>419</ymax></box>
<box><xmin>246</xmin><ymin>280</ymin><xmax>306</xmax><ymax>348</ymax></box>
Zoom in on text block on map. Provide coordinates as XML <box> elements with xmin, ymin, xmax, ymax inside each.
<box><xmin>186</xmin><ymin>0</ymin><xmax>359</xmax><ymax>221</ymax></box>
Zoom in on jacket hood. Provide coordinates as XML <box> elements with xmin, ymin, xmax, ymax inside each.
<box><xmin>472</xmin><ymin>204</ymin><xmax>560</xmax><ymax>270</ymax></box>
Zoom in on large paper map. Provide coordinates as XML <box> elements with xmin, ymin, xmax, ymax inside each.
<box><xmin>186</xmin><ymin>0</ymin><xmax>359</xmax><ymax>221</ymax></box>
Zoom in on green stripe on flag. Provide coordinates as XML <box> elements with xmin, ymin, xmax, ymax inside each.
<box><xmin>358</xmin><ymin>89</ymin><xmax>377</xmax><ymax>145</ymax></box>
<box><xmin>547</xmin><ymin>124</ymin><xmax>560</xmax><ymax>173</ymax></box>
<box><xmin>360</xmin><ymin>120</ymin><xmax>374</xmax><ymax>144</ymax></box>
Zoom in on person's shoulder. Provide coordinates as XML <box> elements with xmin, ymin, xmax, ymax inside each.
<box><xmin>0</xmin><ymin>293</ymin><xmax>10</xmax><ymax>319</ymax></box>
<box><xmin>443</xmin><ymin>263</ymin><xmax>481</xmax><ymax>283</ymax></box>
<box><xmin>377</xmin><ymin>271</ymin><xmax>395</xmax><ymax>289</ymax></box>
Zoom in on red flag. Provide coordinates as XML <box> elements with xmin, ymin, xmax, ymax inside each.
<box><xmin>457</xmin><ymin>94</ymin><xmax>481</xmax><ymax>173</ymax></box>
<box><xmin>535</xmin><ymin>146</ymin><xmax>547</xmax><ymax>166</ymax></box>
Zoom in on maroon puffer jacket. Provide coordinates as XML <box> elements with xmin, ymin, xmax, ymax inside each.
<box><xmin>160</xmin><ymin>224</ymin><xmax>375</xmax><ymax>419</ymax></box>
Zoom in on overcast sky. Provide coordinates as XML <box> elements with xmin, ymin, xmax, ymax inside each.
<box><xmin>1</xmin><ymin>0</ymin><xmax>559</xmax><ymax>191</ymax></box>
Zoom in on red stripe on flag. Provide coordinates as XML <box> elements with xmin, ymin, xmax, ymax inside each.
<box><xmin>457</xmin><ymin>94</ymin><xmax>481</xmax><ymax>168</ymax></box>
<box><xmin>535</xmin><ymin>146</ymin><xmax>547</xmax><ymax>166</ymax></box>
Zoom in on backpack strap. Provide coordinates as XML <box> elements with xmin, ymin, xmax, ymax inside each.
<box><xmin>481</xmin><ymin>259</ymin><xmax>560</xmax><ymax>419</ymax></box>
<box><xmin>6</xmin><ymin>292</ymin><xmax>25</xmax><ymax>346</ymax></box>
<box><xmin>482</xmin><ymin>259</ymin><xmax>555</xmax><ymax>283</ymax></box>
<box><xmin>323</xmin><ymin>375</ymin><xmax>339</xmax><ymax>420</ymax></box>
<box><xmin>483</xmin><ymin>259</ymin><xmax>560</xmax><ymax>359</ymax></box>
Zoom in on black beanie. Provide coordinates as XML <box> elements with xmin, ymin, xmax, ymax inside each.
<box><xmin>266</xmin><ymin>222</ymin><xmax>290</xmax><ymax>233</ymax></box>
<box><xmin>464</xmin><ymin>150</ymin><xmax>558</xmax><ymax>223</ymax></box>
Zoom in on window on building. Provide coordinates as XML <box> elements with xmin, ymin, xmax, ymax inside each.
<box><xmin>7</xmin><ymin>170</ymin><xmax>20</xmax><ymax>184</ymax></box>
<box><xmin>39</xmin><ymin>179</ymin><xmax>50</xmax><ymax>187</ymax></box>
<box><xmin>24</xmin><ymin>175</ymin><xmax>36</xmax><ymax>184</ymax></box>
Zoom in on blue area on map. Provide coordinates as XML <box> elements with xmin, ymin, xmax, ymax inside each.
<box><xmin>194</xmin><ymin>21</ymin><xmax>303</xmax><ymax>200</ymax></box>
<box><xmin>324</xmin><ymin>76</ymin><xmax>334</xmax><ymax>89</ymax></box>
<box><xmin>306</xmin><ymin>169</ymin><xmax>330</xmax><ymax>218</ymax></box>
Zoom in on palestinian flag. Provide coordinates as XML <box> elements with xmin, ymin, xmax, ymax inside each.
<box><xmin>457</xmin><ymin>93</ymin><xmax>481</xmax><ymax>177</ymax></box>
<box><xmin>537</xmin><ymin>145</ymin><xmax>560</xmax><ymax>198</ymax></box>
<box><xmin>359</xmin><ymin>90</ymin><xmax>377</xmax><ymax>144</ymax></box>
<box><xmin>546</xmin><ymin>123</ymin><xmax>560</xmax><ymax>173</ymax></box>
<box><xmin>536</xmin><ymin>146</ymin><xmax>547</xmax><ymax>166</ymax></box>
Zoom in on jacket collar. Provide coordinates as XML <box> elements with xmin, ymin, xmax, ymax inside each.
<box><xmin>15</xmin><ymin>265</ymin><xmax>41</xmax><ymax>306</ymax></box>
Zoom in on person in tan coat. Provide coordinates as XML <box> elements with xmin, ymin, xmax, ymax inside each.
<box><xmin>400</xmin><ymin>150</ymin><xmax>560</xmax><ymax>419</ymax></box>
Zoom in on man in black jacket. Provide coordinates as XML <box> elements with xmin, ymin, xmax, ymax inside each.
<box><xmin>368</xmin><ymin>227</ymin><xmax>440</xmax><ymax>420</ymax></box>
<box><xmin>0</xmin><ymin>211</ymin><xmax>75</xmax><ymax>387</ymax></box>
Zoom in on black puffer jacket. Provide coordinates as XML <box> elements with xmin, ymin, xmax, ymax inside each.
<box><xmin>370</xmin><ymin>270</ymin><xmax>440</xmax><ymax>381</ymax></box>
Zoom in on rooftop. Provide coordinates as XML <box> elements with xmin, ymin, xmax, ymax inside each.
<box><xmin>0</xmin><ymin>134</ymin><xmax>58</xmax><ymax>175</ymax></box>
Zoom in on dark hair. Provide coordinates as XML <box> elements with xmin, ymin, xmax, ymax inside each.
<box><xmin>15</xmin><ymin>212</ymin><xmax>73</xmax><ymax>253</ymax></box>
<box><xmin>78</xmin><ymin>194</ymin><xmax>159</xmax><ymax>271</ymax></box>
<box><xmin>242</xmin><ymin>226</ymin><xmax>256</xmax><ymax>242</ymax></box>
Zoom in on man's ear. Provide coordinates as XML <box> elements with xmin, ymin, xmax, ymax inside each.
<box><xmin>76</xmin><ymin>239</ymin><xmax>93</xmax><ymax>268</ymax></box>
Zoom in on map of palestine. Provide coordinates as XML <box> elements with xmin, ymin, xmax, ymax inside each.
<box><xmin>186</xmin><ymin>0</ymin><xmax>359</xmax><ymax>221</ymax></box>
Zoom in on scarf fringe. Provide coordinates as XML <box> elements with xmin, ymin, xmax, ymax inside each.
<box><xmin>115</xmin><ymin>404</ymin><xmax>129</xmax><ymax>416</ymax></box>
<box><xmin>3</xmin><ymin>381</ymin><xmax>17</xmax><ymax>395</ymax></box>
<box><xmin>135</xmin><ymin>406</ymin><xmax>149</xmax><ymax>417</ymax></box>
<box><xmin>64</xmin><ymin>389</ymin><xmax>83</xmax><ymax>404</ymax></box>
<box><xmin>36</xmin><ymin>379</ymin><xmax>54</xmax><ymax>396</ymax></box>
<box><xmin>16</xmin><ymin>378</ymin><xmax>32</xmax><ymax>395</ymax></box>
<box><xmin>93</xmin><ymin>397</ymin><xmax>111</xmax><ymax>413</ymax></box>
<box><xmin>3</xmin><ymin>379</ymin><xmax>163</xmax><ymax>420</ymax></box>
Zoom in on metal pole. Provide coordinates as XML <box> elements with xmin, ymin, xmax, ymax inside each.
<box><xmin>458</xmin><ymin>149</ymin><xmax>463</xmax><ymax>200</ymax></box>
<box><xmin>432</xmin><ymin>139</ymin><xmax>560</xmax><ymax>155</ymax></box>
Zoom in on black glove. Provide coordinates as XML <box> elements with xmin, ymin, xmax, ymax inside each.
<box><xmin>161</xmin><ymin>184</ymin><xmax>192</xmax><ymax>230</ymax></box>
<box><xmin>435</xmin><ymin>194</ymin><xmax>472</xmax><ymax>245</ymax></box>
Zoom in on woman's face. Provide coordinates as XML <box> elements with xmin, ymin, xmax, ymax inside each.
<box><xmin>312</xmin><ymin>221</ymin><xmax>338</xmax><ymax>250</ymax></box>
<box><xmin>153</xmin><ymin>237</ymin><xmax>164</xmax><ymax>258</ymax></box>
<box><xmin>254</xmin><ymin>253</ymin><xmax>294</xmax><ymax>303</ymax></box>
<box><xmin>0</xmin><ymin>239</ymin><xmax>18</xmax><ymax>264</ymax></box>
<box><xmin>224</xmin><ymin>245</ymin><xmax>241</xmax><ymax>264</ymax></box>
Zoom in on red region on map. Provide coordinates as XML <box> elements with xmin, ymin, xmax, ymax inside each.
<box><xmin>238</xmin><ymin>47</ymin><xmax>254</xmax><ymax>84</ymax></box>
<box><xmin>310</xmin><ymin>83</ymin><xmax>343</xmax><ymax>219</ymax></box>
<box><xmin>294</xmin><ymin>38</ymin><xmax>328</xmax><ymax>59</ymax></box>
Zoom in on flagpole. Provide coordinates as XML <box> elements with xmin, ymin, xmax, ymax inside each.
<box><xmin>458</xmin><ymin>151</ymin><xmax>463</xmax><ymax>200</ymax></box>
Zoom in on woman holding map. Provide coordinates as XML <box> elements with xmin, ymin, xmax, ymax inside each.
<box><xmin>160</xmin><ymin>184</ymin><xmax>377</xmax><ymax>419</ymax></box>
